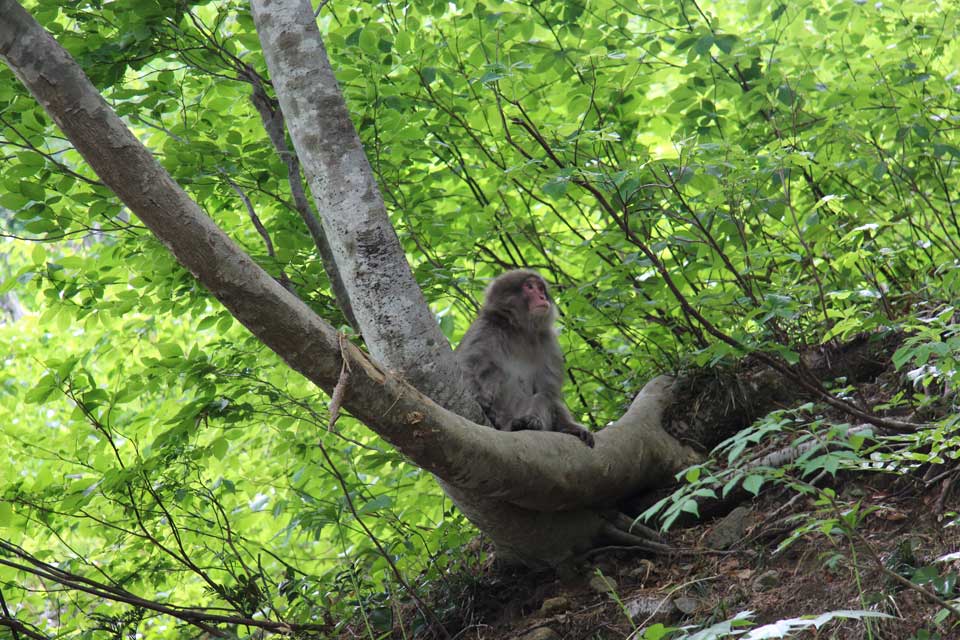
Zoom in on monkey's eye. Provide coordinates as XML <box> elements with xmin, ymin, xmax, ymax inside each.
<box><xmin>523</xmin><ymin>279</ymin><xmax>543</xmax><ymax>294</ymax></box>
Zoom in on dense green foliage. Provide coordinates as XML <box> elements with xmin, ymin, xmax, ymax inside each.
<box><xmin>1</xmin><ymin>0</ymin><xmax>958</xmax><ymax>636</ymax></box>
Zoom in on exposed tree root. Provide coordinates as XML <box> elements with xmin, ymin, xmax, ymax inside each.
<box><xmin>598</xmin><ymin>512</ymin><xmax>673</xmax><ymax>554</ymax></box>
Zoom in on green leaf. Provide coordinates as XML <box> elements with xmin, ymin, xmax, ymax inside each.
<box><xmin>743</xmin><ymin>474</ymin><xmax>765</xmax><ymax>495</ymax></box>
<box><xmin>715</xmin><ymin>34</ymin><xmax>738</xmax><ymax>53</ymax></box>
<box><xmin>358</xmin><ymin>494</ymin><xmax>394</xmax><ymax>515</ymax></box>
<box><xmin>680</xmin><ymin>499</ymin><xmax>699</xmax><ymax>516</ymax></box>
<box><xmin>20</xmin><ymin>181</ymin><xmax>46</xmax><ymax>201</ymax></box>
<box><xmin>25</xmin><ymin>374</ymin><xmax>58</xmax><ymax>404</ymax></box>
<box><xmin>359</xmin><ymin>27</ymin><xmax>378</xmax><ymax>54</ymax></box>
<box><xmin>0</xmin><ymin>502</ymin><xmax>12</xmax><ymax>526</ymax></box>
<box><xmin>211</xmin><ymin>437</ymin><xmax>229</xmax><ymax>460</ymax></box>
<box><xmin>542</xmin><ymin>177</ymin><xmax>569</xmax><ymax>198</ymax></box>
<box><xmin>693</xmin><ymin>35</ymin><xmax>714</xmax><ymax>55</ymax></box>
<box><xmin>156</xmin><ymin>342</ymin><xmax>184</xmax><ymax>360</ymax></box>
<box><xmin>640</xmin><ymin>624</ymin><xmax>676</xmax><ymax>640</ymax></box>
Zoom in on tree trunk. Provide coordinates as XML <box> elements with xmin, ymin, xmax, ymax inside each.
<box><xmin>250</xmin><ymin>0</ymin><xmax>474</xmax><ymax>416</ymax></box>
<box><xmin>0</xmin><ymin>0</ymin><xmax>699</xmax><ymax>566</ymax></box>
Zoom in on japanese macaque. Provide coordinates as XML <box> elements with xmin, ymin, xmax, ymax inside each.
<box><xmin>456</xmin><ymin>270</ymin><xmax>595</xmax><ymax>447</ymax></box>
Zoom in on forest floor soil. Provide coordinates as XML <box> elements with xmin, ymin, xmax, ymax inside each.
<box><xmin>420</xmin><ymin>478</ymin><xmax>959</xmax><ymax>639</ymax></box>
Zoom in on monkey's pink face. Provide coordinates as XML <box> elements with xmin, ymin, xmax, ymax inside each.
<box><xmin>522</xmin><ymin>277</ymin><xmax>551</xmax><ymax>315</ymax></box>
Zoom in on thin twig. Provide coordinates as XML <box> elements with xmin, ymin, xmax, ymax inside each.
<box><xmin>329</xmin><ymin>333</ymin><xmax>352</xmax><ymax>431</ymax></box>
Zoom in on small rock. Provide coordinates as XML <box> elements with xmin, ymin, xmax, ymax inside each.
<box><xmin>518</xmin><ymin>627</ymin><xmax>560</xmax><ymax>640</ymax></box>
<box><xmin>673</xmin><ymin>596</ymin><xmax>699</xmax><ymax>614</ymax></box>
<box><xmin>589</xmin><ymin>573</ymin><xmax>618</xmax><ymax>595</ymax></box>
<box><xmin>752</xmin><ymin>569</ymin><xmax>780</xmax><ymax>592</ymax></box>
<box><xmin>538</xmin><ymin>596</ymin><xmax>571</xmax><ymax>616</ymax></box>
<box><xmin>624</xmin><ymin>596</ymin><xmax>677</xmax><ymax>625</ymax></box>
<box><xmin>704</xmin><ymin>506</ymin><xmax>752</xmax><ymax>549</ymax></box>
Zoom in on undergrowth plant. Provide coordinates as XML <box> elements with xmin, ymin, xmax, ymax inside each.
<box><xmin>642</xmin><ymin>402</ymin><xmax>960</xmax><ymax>637</ymax></box>
<box><xmin>640</xmin><ymin>406</ymin><xmax>874</xmax><ymax>530</ymax></box>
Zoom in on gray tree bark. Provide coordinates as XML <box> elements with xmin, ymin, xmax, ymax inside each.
<box><xmin>249</xmin><ymin>0</ymin><xmax>474</xmax><ymax>416</ymax></box>
<box><xmin>0</xmin><ymin>0</ymin><xmax>700</xmax><ymax>567</ymax></box>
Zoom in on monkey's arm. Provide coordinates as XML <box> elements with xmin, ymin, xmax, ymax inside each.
<box><xmin>458</xmin><ymin>349</ymin><xmax>510</xmax><ymax>430</ymax></box>
<box><xmin>510</xmin><ymin>394</ymin><xmax>595</xmax><ymax>447</ymax></box>
<box><xmin>554</xmin><ymin>404</ymin><xmax>595</xmax><ymax>448</ymax></box>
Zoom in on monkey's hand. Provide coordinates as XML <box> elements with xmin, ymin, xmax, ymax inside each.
<box><xmin>566</xmin><ymin>424</ymin><xmax>595</xmax><ymax>448</ymax></box>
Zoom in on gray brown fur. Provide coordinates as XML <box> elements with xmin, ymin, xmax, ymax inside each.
<box><xmin>456</xmin><ymin>270</ymin><xmax>594</xmax><ymax>447</ymax></box>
